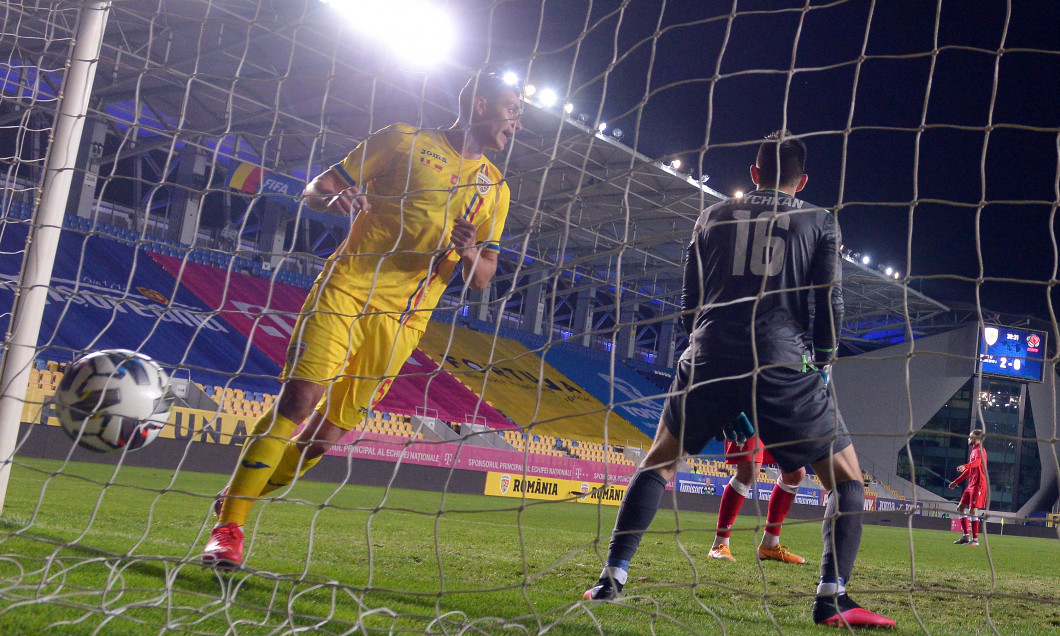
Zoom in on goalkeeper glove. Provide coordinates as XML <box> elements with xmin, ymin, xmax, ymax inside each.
<box><xmin>720</xmin><ymin>412</ymin><xmax>755</xmax><ymax>445</ymax></box>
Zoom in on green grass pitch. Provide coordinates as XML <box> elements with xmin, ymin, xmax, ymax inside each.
<box><xmin>0</xmin><ymin>457</ymin><xmax>1058</xmax><ymax>634</ymax></box>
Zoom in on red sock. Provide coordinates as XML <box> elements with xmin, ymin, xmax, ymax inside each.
<box><xmin>765</xmin><ymin>483</ymin><xmax>796</xmax><ymax>537</ymax></box>
<box><xmin>960</xmin><ymin>516</ymin><xmax>969</xmax><ymax>534</ymax></box>
<box><xmin>971</xmin><ymin>519</ymin><xmax>979</xmax><ymax>539</ymax></box>
<box><xmin>716</xmin><ymin>483</ymin><xmax>747</xmax><ymax>538</ymax></box>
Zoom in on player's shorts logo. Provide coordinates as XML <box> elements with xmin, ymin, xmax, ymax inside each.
<box><xmin>1028</xmin><ymin>333</ymin><xmax>1041</xmax><ymax>348</ymax></box>
<box><xmin>498</xmin><ymin>474</ymin><xmax>511</xmax><ymax>494</ymax></box>
<box><xmin>983</xmin><ymin>327</ymin><xmax>999</xmax><ymax>346</ymax></box>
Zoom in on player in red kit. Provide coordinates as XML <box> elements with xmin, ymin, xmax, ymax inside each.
<box><xmin>949</xmin><ymin>429</ymin><xmax>988</xmax><ymax>546</ymax></box>
<box><xmin>708</xmin><ymin>415</ymin><xmax>807</xmax><ymax>564</ymax></box>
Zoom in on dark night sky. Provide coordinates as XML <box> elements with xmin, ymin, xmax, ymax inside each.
<box><xmin>453</xmin><ymin>0</ymin><xmax>1059</xmax><ymax>322</ymax></box>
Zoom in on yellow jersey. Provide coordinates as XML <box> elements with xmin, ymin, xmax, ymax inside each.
<box><xmin>325</xmin><ymin>123</ymin><xmax>510</xmax><ymax>331</ymax></box>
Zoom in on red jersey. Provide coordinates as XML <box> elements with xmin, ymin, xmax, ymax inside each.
<box><xmin>952</xmin><ymin>444</ymin><xmax>988</xmax><ymax>492</ymax></box>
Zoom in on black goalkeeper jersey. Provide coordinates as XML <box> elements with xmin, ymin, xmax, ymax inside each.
<box><xmin>681</xmin><ymin>188</ymin><xmax>844</xmax><ymax>365</ymax></box>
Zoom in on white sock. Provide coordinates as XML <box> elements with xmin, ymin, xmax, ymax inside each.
<box><xmin>816</xmin><ymin>579</ymin><xmax>847</xmax><ymax>597</ymax></box>
<box><xmin>712</xmin><ymin>536</ymin><xmax>730</xmax><ymax>549</ymax></box>
<box><xmin>760</xmin><ymin>532</ymin><xmax>780</xmax><ymax>549</ymax></box>
<box><xmin>600</xmin><ymin>565</ymin><xmax>628</xmax><ymax>585</ymax></box>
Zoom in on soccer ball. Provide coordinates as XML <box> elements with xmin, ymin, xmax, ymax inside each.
<box><xmin>54</xmin><ymin>349</ymin><xmax>173</xmax><ymax>453</ymax></box>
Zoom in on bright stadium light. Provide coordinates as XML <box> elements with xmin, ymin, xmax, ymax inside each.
<box><xmin>321</xmin><ymin>0</ymin><xmax>454</xmax><ymax>68</ymax></box>
<box><xmin>564</xmin><ymin>102</ymin><xmax>574</xmax><ymax>114</ymax></box>
<box><xmin>523</xmin><ymin>83</ymin><xmax>537</xmax><ymax>97</ymax></box>
<box><xmin>861</xmin><ymin>255</ymin><xmax>871</xmax><ymax>265</ymax></box>
<box><xmin>734</xmin><ymin>190</ymin><xmax>744</xmax><ymax>198</ymax></box>
<box><xmin>670</xmin><ymin>159</ymin><xmax>682</xmax><ymax>170</ymax></box>
<box><xmin>538</xmin><ymin>88</ymin><xmax>558</xmax><ymax>106</ymax></box>
<box><xmin>502</xmin><ymin>71</ymin><xmax>518</xmax><ymax>86</ymax></box>
<box><xmin>893</xmin><ymin>271</ymin><xmax>901</xmax><ymax>279</ymax></box>
<box><xmin>884</xmin><ymin>266</ymin><xmax>893</xmax><ymax>276</ymax></box>
<box><xmin>597</xmin><ymin>121</ymin><xmax>607</xmax><ymax>132</ymax></box>
<box><xmin>611</xmin><ymin>128</ymin><xmax>624</xmax><ymax>140</ymax></box>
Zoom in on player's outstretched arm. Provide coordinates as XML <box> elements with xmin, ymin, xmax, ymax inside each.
<box><xmin>950</xmin><ymin>469</ymin><xmax>969</xmax><ymax>487</ymax></box>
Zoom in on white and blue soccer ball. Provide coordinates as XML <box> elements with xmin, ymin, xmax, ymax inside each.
<box><xmin>54</xmin><ymin>349</ymin><xmax>173</xmax><ymax>453</ymax></box>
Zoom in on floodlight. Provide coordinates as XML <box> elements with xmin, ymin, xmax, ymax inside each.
<box><xmin>502</xmin><ymin>71</ymin><xmax>518</xmax><ymax>86</ymax></box>
<box><xmin>323</xmin><ymin>0</ymin><xmax>454</xmax><ymax>69</ymax></box>
<box><xmin>670</xmin><ymin>159</ymin><xmax>682</xmax><ymax>170</ymax></box>
<box><xmin>884</xmin><ymin>267</ymin><xmax>893</xmax><ymax>276</ymax></box>
<box><xmin>523</xmin><ymin>84</ymin><xmax>537</xmax><ymax>96</ymax></box>
<box><xmin>893</xmin><ymin>271</ymin><xmax>901</xmax><ymax>279</ymax></box>
<box><xmin>700</xmin><ymin>174</ymin><xmax>710</xmax><ymax>183</ymax></box>
<box><xmin>538</xmin><ymin>88</ymin><xmax>558</xmax><ymax>107</ymax></box>
<box><xmin>734</xmin><ymin>190</ymin><xmax>744</xmax><ymax>198</ymax></box>
<box><xmin>861</xmin><ymin>255</ymin><xmax>871</xmax><ymax>265</ymax></box>
<box><xmin>563</xmin><ymin>102</ymin><xmax>574</xmax><ymax>114</ymax></box>
<box><xmin>611</xmin><ymin>128</ymin><xmax>624</xmax><ymax>140</ymax></box>
<box><xmin>597</xmin><ymin>121</ymin><xmax>607</xmax><ymax>132</ymax></box>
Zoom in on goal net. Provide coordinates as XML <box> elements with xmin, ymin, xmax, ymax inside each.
<box><xmin>1</xmin><ymin>1</ymin><xmax>1057</xmax><ymax>633</ymax></box>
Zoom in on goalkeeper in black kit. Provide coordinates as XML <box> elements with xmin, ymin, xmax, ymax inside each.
<box><xmin>582</xmin><ymin>131</ymin><xmax>895</xmax><ymax>629</ymax></box>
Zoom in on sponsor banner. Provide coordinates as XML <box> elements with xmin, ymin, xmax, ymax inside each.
<box><xmin>676</xmin><ymin>471</ymin><xmax>826</xmax><ymax>505</ymax></box>
<box><xmin>675</xmin><ymin>473</ymin><xmax>724</xmax><ymax>496</ymax></box>
<box><xmin>31</xmin><ymin>389</ymin><xmax>256</xmax><ymax>447</ymax></box>
<box><xmin>485</xmin><ymin>472</ymin><xmax>567</xmax><ymax>501</ymax></box>
<box><xmin>325</xmin><ymin>430</ymin><xmax>640</xmax><ymax>483</ymax></box>
<box><xmin>864</xmin><ymin>493</ymin><xmax>877</xmax><ymax>511</ymax></box>
<box><xmin>875</xmin><ymin>497</ymin><xmax>922</xmax><ymax>515</ymax></box>
<box><xmin>228</xmin><ymin>162</ymin><xmax>302</xmax><ymax>206</ymax></box>
<box><xmin>419</xmin><ymin>323</ymin><xmax>649</xmax><ymax>446</ymax></box>
<box><xmin>484</xmin><ymin>472</ymin><xmax>627</xmax><ymax>506</ymax></box>
<box><xmin>950</xmin><ymin>518</ymin><xmax>964</xmax><ymax>532</ymax></box>
<box><xmin>794</xmin><ymin>487</ymin><xmax>821</xmax><ymax>506</ymax></box>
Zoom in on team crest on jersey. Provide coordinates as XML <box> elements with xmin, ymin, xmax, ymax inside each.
<box><xmin>476</xmin><ymin>164</ymin><xmax>492</xmax><ymax>195</ymax></box>
<box><xmin>499</xmin><ymin>474</ymin><xmax>511</xmax><ymax>494</ymax></box>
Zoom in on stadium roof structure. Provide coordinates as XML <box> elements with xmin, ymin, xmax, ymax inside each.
<box><xmin>2</xmin><ymin>0</ymin><xmax>952</xmax><ymax>353</ymax></box>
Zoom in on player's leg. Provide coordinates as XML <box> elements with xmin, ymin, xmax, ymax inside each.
<box><xmin>263</xmin><ymin>309</ymin><xmax>421</xmax><ymax>493</ymax></box>
<box><xmin>259</xmin><ymin>409</ymin><xmax>344</xmax><ymax>496</ymax></box>
<box><xmin>810</xmin><ymin>444</ymin><xmax>895</xmax><ymax>628</ymax></box>
<box><xmin>203</xmin><ymin>285</ymin><xmax>354</xmax><ymax>567</ymax></box>
<box><xmin>758</xmin><ymin>465</ymin><xmax>806</xmax><ymax>564</ymax></box>
<box><xmin>709</xmin><ymin>454</ymin><xmax>758</xmax><ymax>562</ymax></box>
<box><xmin>584</xmin><ymin>418</ymin><xmax>683</xmax><ymax>600</ymax></box>
<box><xmin>955</xmin><ymin>498</ymin><xmax>971</xmax><ymax>544</ymax></box>
<box><xmin>968</xmin><ymin>505</ymin><xmax>980</xmax><ymax>545</ymax></box>
<box><xmin>203</xmin><ymin>379</ymin><xmax>326</xmax><ymax>568</ymax></box>
<box><xmin>218</xmin><ymin>381</ymin><xmax>325</xmax><ymax>518</ymax></box>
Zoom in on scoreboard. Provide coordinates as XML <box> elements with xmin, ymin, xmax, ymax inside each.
<box><xmin>978</xmin><ymin>324</ymin><xmax>1047</xmax><ymax>383</ymax></box>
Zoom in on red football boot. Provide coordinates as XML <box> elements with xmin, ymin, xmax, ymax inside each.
<box><xmin>813</xmin><ymin>593</ymin><xmax>896</xmax><ymax>629</ymax></box>
<box><xmin>202</xmin><ymin>522</ymin><xmax>244</xmax><ymax>569</ymax></box>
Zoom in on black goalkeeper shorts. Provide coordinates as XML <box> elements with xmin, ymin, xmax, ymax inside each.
<box><xmin>660</xmin><ymin>356</ymin><xmax>851</xmax><ymax>474</ymax></box>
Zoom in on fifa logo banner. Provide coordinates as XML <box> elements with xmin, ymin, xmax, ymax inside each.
<box><xmin>484</xmin><ymin>472</ymin><xmax>626</xmax><ymax>506</ymax></box>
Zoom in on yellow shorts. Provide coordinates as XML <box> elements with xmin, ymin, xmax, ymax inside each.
<box><xmin>284</xmin><ymin>282</ymin><xmax>423</xmax><ymax>430</ymax></box>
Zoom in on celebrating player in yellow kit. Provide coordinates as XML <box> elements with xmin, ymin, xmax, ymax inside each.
<box><xmin>202</xmin><ymin>73</ymin><xmax>522</xmax><ymax>568</ymax></box>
